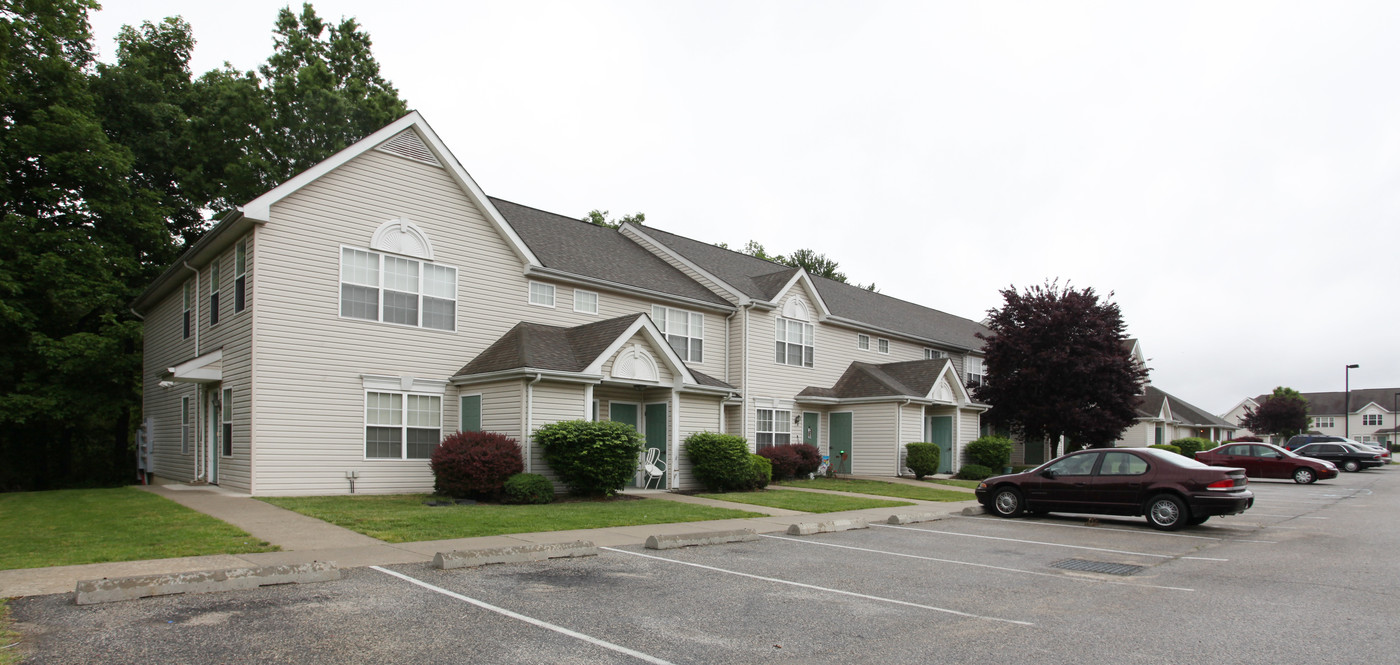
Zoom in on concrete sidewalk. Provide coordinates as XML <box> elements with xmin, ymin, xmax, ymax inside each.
<box><xmin>0</xmin><ymin>481</ymin><xmax>982</xmax><ymax>598</ymax></box>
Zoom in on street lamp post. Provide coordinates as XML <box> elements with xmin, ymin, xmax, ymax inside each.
<box><xmin>1344</xmin><ymin>364</ymin><xmax>1359</xmax><ymax>439</ymax></box>
<box><xmin>1393</xmin><ymin>392</ymin><xmax>1398</xmax><ymax>451</ymax></box>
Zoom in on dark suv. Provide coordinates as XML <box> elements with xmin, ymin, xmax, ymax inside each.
<box><xmin>1290</xmin><ymin>442</ymin><xmax>1386</xmax><ymax>472</ymax></box>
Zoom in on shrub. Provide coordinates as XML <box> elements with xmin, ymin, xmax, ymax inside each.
<box><xmin>757</xmin><ymin>445</ymin><xmax>801</xmax><ymax>481</ymax></box>
<box><xmin>1226</xmin><ymin>435</ymin><xmax>1262</xmax><ymax>443</ymax></box>
<box><xmin>1149</xmin><ymin>444</ymin><xmax>1181</xmax><ymax>456</ymax></box>
<box><xmin>1011</xmin><ymin>465</ymin><xmax>1036</xmax><ymax>473</ymax></box>
<box><xmin>1169</xmin><ymin>437</ymin><xmax>1212</xmax><ymax>458</ymax></box>
<box><xmin>686</xmin><ymin>432</ymin><xmax>754</xmax><ymax>492</ymax></box>
<box><xmin>430</xmin><ymin>431</ymin><xmax>524</xmax><ymax>500</ymax></box>
<box><xmin>502</xmin><ymin>473</ymin><xmax>554</xmax><ymax>504</ymax></box>
<box><xmin>535</xmin><ymin>420</ymin><xmax>643</xmax><ymax>497</ymax></box>
<box><xmin>749</xmin><ymin>454</ymin><xmax>772</xmax><ymax>489</ymax></box>
<box><xmin>965</xmin><ymin>435</ymin><xmax>1014</xmax><ymax>470</ymax></box>
<box><xmin>904</xmin><ymin>442</ymin><xmax>941</xmax><ymax>480</ymax></box>
<box><xmin>955</xmin><ymin>463</ymin><xmax>995</xmax><ymax>481</ymax></box>
<box><xmin>792</xmin><ymin>444</ymin><xmax>823</xmax><ymax>476</ymax></box>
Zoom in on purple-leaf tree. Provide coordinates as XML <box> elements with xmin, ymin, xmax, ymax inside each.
<box><xmin>973</xmin><ymin>281</ymin><xmax>1149</xmax><ymax>458</ymax></box>
<box><xmin>1238</xmin><ymin>387</ymin><xmax>1310</xmax><ymax>442</ymax></box>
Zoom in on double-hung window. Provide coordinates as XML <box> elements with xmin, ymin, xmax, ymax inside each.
<box><xmin>183</xmin><ymin>281</ymin><xmax>193</xmax><ymax>339</ymax></box>
<box><xmin>756</xmin><ymin>408</ymin><xmax>792</xmax><ymax>450</ymax></box>
<box><xmin>857</xmin><ymin>334</ymin><xmax>870</xmax><ymax>350</ymax></box>
<box><xmin>181</xmin><ymin>396</ymin><xmax>191</xmax><ymax>454</ymax></box>
<box><xmin>209</xmin><ymin>261</ymin><xmax>221</xmax><ymax>325</ymax></box>
<box><xmin>877</xmin><ymin>338</ymin><xmax>889</xmax><ymax>354</ymax></box>
<box><xmin>1314</xmin><ymin>416</ymin><xmax>1334</xmax><ymax>428</ymax></box>
<box><xmin>234</xmin><ymin>240</ymin><xmax>247</xmax><ymax>312</ymax></box>
<box><xmin>221</xmin><ymin>388</ymin><xmax>232</xmax><ymax>457</ymax></box>
<box><xmin>1363</xmin><ymin>414</ymin><xmax>1382</xmax><ymax>426</ymax></box>
<box><xmin>574</xmin><ymin>289</ymin><xmax>598</xmax><ymax>314</ymax></box>
<box><xmin>340</xmin><ymin>248</ymin><xmax>456</xmax><ymax>331</ymax></box>
<box><xmin>776</xmin><ymin>318</ymin><xmax>814</xmax><ymax>367</ymax></box>
<box><xmin>653</xmin><ymin>306</ymin><xmax>703</xmax><ymax>362</ymax></box>
<box><xmin>924</xmin><ymin>348</ymin><xmax>944</xmax><ymax>360</ymax></box>
<box><xmin>965</xmin><ymin>357</ymin><xmax>985</xmax><ymax>387</ymax></box>
<box><xmin>365</xmin><ymin>391</ymin><xmax>441</xmax><ymax>459</ymax></box>
<box><xmin>528</xmin><ymin>281</ymin><xmax>555</xmax><ymax>307</ymax></box>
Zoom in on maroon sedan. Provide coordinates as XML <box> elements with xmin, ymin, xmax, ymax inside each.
<box><xmin>975</xmin><ymin>447</ymin><xmax>1253</xmax><ymax>531</ymax></box>
<box><xmin>1195</xmin><ymin>442</ymin><xmax>1339</xmax><ymax>484</ymax></box>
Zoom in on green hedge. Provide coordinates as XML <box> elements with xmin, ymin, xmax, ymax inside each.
<box><xmin>1169</xmin><ymin>437</ymin><xmax>1212</xmax><ymax>458</ymax></box>
<box><xmin>502</xmin><ymin>473</ymin><xmax>554</xmax><ymax>504</ymax></box>
<box><xmin>535</xmin><ymin>420</ymin><xmax>643</xmax><ymax>497</ymax></box>
<box><xmin>965</xmin><ymin>436</ymin><xmax>1014</xmax><ymax>470</ymax></box>
<box><xmin>750</xmin><ymin>454</ymin><xmax>772</xmax><ymax>489</ymax></box>
<box><xmin>685</xmin><ymin>432</ymin><xmax>754</xmax><ymax>492</ymax></box>
<box><xmin>904</xmin><ymin>442</ymin><xmax>941</xmax><ymax>479</ymax></box>
<box><xmin>955</xmin><ymin>463</ymin><xmax>995</xmax><ymax>481</ymax></box>
<box><xmin>1149</xmin><ymin>444</ymin><xmax>1182</xmax><ymax>456</ymax></box>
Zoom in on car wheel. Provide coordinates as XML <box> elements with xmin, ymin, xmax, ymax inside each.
<box><xmin>1343</xmin><ymin>460</ymin><xmax>1360</xmax><ymax>473</ymax></box>
<box><xmin>991</xmin><ymin>487</ymin><xmax>1024</xmax><ymax>518</ymax></box>
<box><xmin>1293</xmin><ymin>467</ymin><xmax>1316</xmax><ymax>484</ymax></box>
<box><xmin>1145</xmin><ymin>494</ymin><xmax>1187</xmax><ymax>531</ymax></box>
<box><xmin>1186</xmin><ymin>515</ymin><xmax>1210</xmax><ymax>526</ymax></box>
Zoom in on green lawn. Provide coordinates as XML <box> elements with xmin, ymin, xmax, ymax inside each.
<box><xmin>923</xmin><ymin>478</ymin><xmax>982</xmax><ymax>490</ymax></box>
<box><xmin>260</xmin><ymin>495</ymin><xmax>765</xmax><ymax>543</ymax></box>
<box><xmin>0</xmin><ymin>488</ymin><xmax>276</xmax><ymax>571</ymax></box>
<box><xmin>695</xmin><ymin>489</ymin><xmax>913</xmax><ymax>513</ymax></box>
<box><xmin>776</xmin><ymin>477</ymin><xmax>977</xmax><ymax>501</ymax></box>
<box><xmin>0</xmin><ymin>599</ymin><xmax>18</xmax><ymax>665</ymax></box>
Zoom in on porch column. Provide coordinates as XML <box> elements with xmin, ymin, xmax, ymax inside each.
<box><xmin>670</xmin><ymin>388</ymin><xmax>681</xmax><ymax>488</ymax></box>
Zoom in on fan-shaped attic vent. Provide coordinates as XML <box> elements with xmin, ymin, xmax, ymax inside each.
<box><xmin>376</xmin><ymin>129</ymin><xmax>441</xmax><ymax>167</ymax></box>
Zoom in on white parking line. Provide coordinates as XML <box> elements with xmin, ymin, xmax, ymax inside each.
<box><xmin>758</xmin><ymin>534</ymin><xmax>1194</xmax><ymax>592</ymax></box>
<box><xmin>600</xmin><ymin>547</ymin><xmax>1033</xmax><ymax>626</ymax></box>
<box><xmin>955</xmin><ymin>515</ymin><xmax>1277</xmax><ymax>544</ymax></box>
<box><xmin>1242</xmin><ymin>514</ymin><xmax>1327</xmax><ymax>519</ymax></box>
<box><xmin>872</xmin><ymin>524</ymin><xmax>1229</xmax><ymax>561</ymax></box>
<box><xmin>371</xmin><ymin>566</ymin><xmax>675</xmax><ymax>665</ymax></box>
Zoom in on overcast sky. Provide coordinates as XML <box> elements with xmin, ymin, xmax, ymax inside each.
<box><xmin>90</xmin><ymin>1</ymin><xmax>1400</xmax><ymax>416</ymax></box>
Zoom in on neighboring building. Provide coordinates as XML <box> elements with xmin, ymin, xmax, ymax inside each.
<box><xmin>1223</xmin><ymin>388</ymin><xmax>1400</xmax><ymax>446</ymax></box>
<box><xmin>1113</xmin><ymin>340</ymin><xmax>1239</xmax><ymax>449</ymax></box>
<box><xmin>133</xmin><ymin>112</ymin><xmax>991</xmax><ymax>496</ymax></box>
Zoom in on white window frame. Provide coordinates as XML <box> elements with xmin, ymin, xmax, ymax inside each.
<box><xmin>221</xmin><ymin>387</ymin><xmax>232</xmax><ymax>457</ymax></box>
<box><xmin>339</xmin><ymin>245</ymin><xmax>457</xmax><ymax>332</ymax></box>
<box><xmin>573</xmin><ymin>288</ymin><xmax>599</xmax><ymax>314</ymax></box>
<box><xmin>528</xmin><ymin>281</ymin><xmax>556</xmax><ymax>308</ymax></box>
<box><xmin>181</xmin><ymin>396</ymin><xmax>191</xmax><ymax>455</ymax></box>
<box><xmin>775</xmin><ymin>317</ymin><xmax>814</xmax><ymax>368</ymax></box>
<box><xmin>857</xmin><ymin>334</ymin><xmax>870</xmax><ymax>350</ymax></box>
<box><xmin>234</xmin><ymin>239</ymin><xmax>247</xmax><ymax>313</ymax></box>
<box><xmin>965</xmin><ymin>357</ymin><xmax>985</xmax><ymax>386</ymax></box>
<box><xmin>1314</xmin><ymin>416</ymin><xmax>1334</xmax><ymax>428</ymax></box>
<box><xmin>877</xmin><ymin>338</ymin><xmax>889</xmax><ymax>354</ymax></box>
<box><xmin>756</xmin><ymin>408</ymin><xmax>792</xmax><ymax>450</ymax></box>
<box><xmin>364</xmin><ymin>390</ymin><xmax>442</xmax><ymax>461</ymax></box>
<box><xmin>924</xmin><ymin>348</ymin><xmax>944</xmax><ymax>360</ymax></box>
<box><xmin>182</xmin><ymin>280</ymin><xmax>193</xmax><ymax>340</ymax></box>
<box><xmin>653</xmin><ymin>305</ymin><xmax>704</xmax><ymax>363</ymax></box>
<box><xmin>1363</xmin><ymin>414</ymin><xmax>1382</xmax><ymax>426</ymax></box>
<box><xmin>209</xmin><ymin>260</ymin><xmax>221</xmax><ymax>326</ymax></box>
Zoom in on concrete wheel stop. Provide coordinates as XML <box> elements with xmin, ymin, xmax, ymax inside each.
<box><xmin>786</xmin><ymin>518</ymin><xmax>869</xmax><ymax>536</ymax></box>
<box><xmin>433</xmin><ymin>541</ymin><xmax>597</xmax><ymax>570</ymax></box>
<box><xmin>644</xmin><ymin>529</ymin><xmax>758</xmax><ymax>550</ymax></box>
<box><xmin>74</xmin><ymin>560</ymin><xmax>341</xmax><ymax>605</ymax></box>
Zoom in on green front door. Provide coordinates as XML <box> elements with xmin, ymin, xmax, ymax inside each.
<box><xmin>829</xmin><ymin>412</ymin><xmax>852</xmax><ymax>474</ymax></box>
<box><xmin>928</xmin><ymin>416</ymin><xmax>953</xmax><ymax>473</ymax></box>
<box><xmin>644</xmin><ymin>403</ymin><xmax>668</xmax><ymax>489</ymax></box>
<box><xmin>610</xmin><ymin>403</ymin><xmax>641</xmax><ymax>487</ymax></box>
<box><xmin>802</xmin><ymin>412</ymin><xmax>820</xmax><ymax>447</ymax></box>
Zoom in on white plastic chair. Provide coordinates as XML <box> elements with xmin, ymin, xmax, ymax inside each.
<box><xmin>642</xmin><ymin>447</ymin><xmax>666</xmax><ymax>489</ymax></box>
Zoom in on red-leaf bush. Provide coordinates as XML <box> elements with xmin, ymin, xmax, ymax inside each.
<box><xmin>431</xmin><ymin>431</ymin><xmax>524</xmax><ymax>500</ymax></box>
<box><xmin>792</xmin><ymin>444</ymin><xmax>822</xmax><ymax>476</ymax></box>
<box><xmin>757</xmin><ymin>445</ymin><xmax>801</xmax><ymax>481</ymax></box>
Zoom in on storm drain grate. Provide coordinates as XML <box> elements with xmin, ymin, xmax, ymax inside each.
<box><xmin>1050</xmin><ymin>559</ymin><xmax>1144</xmax><ymax>576</ymax></box>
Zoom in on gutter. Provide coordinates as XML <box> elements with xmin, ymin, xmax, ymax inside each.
<box><xmin>523</xmin><ymin>266</ymin><xmax>735</xmax><ymax>314</ymax></box>
<box><xmin>525</xmin><ymin>373</ymin><xmax>543</xmax><ymax>473</ymax></box>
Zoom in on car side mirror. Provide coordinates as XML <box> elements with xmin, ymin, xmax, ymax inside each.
<box><xmin>1040</xmin><ymin>469</ymin><xmax>1057</xmax><ymax>480</ymax></box>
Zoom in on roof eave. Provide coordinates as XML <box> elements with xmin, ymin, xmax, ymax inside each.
<box><xmin>132</xmin><ymin>211</ymin><xmax>264</xmax><ymax>313</ymax></box>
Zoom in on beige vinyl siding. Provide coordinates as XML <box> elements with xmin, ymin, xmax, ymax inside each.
<box><xmin>675</xmin><ymin>392</ymin><xmax>723</xmax><ymax>490</ymax></box>
<box><xmin>475</xmin><ymin>380</ymin><xmax>524</xmax><ymax>441</ymax></box>
<box><xmin>197</xmin><ymin>236</ymin><xmax>255</xmax><ymax>491</ymax></box>
<box><xmin>957</xmin><ymin>408</ymin><xmax>980</xmax><ymax>471</ymax></box>
<box><xmin>848</xmin><ymin>403</ymin><xmax>897</xmax><ymax>475</ymax></box>
<box><xmin>1117</xmin><ymin>421</ymin><xmax>1154</xmax><ymax>448</ymax></box>
<box><xmin>723</xmin><ymin>403</ymin><xmax>742</xmax><ymax>437</ymax></box>
<box><xmin>742</xmin><ymin>284</ymin><xmax>930</xmax><ymax>439</ymax></box>
<box><xmin>900</xmin><ymin>403</ymin><xmax>924</xmax><ymax>446</ymax></box>
<box><xmin>143</xmin><ymin>279</ymin><xmax>197</xmax><ymax>483</ymax></box>
<box><xmin>527</xmin><ymin>381</ymin><xmax>586</xmax><ymax>482</ymax></box>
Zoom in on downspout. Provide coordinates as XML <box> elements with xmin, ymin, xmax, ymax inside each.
<box><xmin>897</xmin><ymin>398</ymin><xmax>911</xmax><ymax>476</ymax></box>
<box><xmin>182</xmin><ymin>263</ymin><xmax>203</xmax><ymax>481</ymax></box>
<box><xmin>724</xmin><ymin>310</ymin><xmax>736</xmax><ymax>385</ymax></box>
<box><xmin>742</xmin><ymin>304</ymin><xmax>751</xmax><ymax>443</ymax></box>
<box><xmin>525</xmin><ymin>373</ymin><xmax>543</xmax><ymax>473</ymax></box>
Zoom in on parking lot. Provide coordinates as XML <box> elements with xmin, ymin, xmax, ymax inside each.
<box><xmin>12</xmin><ymin>469</ymin><xmax>1400</xmax><ymax>665</ymax></box>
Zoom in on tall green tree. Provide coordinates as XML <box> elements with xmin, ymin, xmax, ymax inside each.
<box><xmin>739</xmin><ymin>241</ymin><xmax>877</xmax><ymax>291</ymax></box>
<box><xmin>973</xmin><ymin>281</ymin><xmax>1149</xmax><ymax>457</ymax></box>
<box><xmin>1238</xmin><ymin>387</ymin><xmax>1310</xmax><ymax>442</ymax></box>
<box><xmin>582</xmin><ymin>209</ymin><xmax>645</xmax><ymax>229</ymax></box>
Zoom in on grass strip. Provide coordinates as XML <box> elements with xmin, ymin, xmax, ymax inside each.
<box><xmin>776</xmin><ymin>477</ymin><xmax>976</xmax><ymax>501</ymax></box>
<box><xmin>922</xmin><ymin>478</ymin><xmax>982</xmax><ymax>490</ymax></box>
<box><xmin>0</xmin><ymin>488</ymin><xmax>277</xmax><ymax>571</ymax></box>
<box><xmin>260</xmin><ymin>495</ymin><xmax>764</xmax><ymax>543</ymax></box>
<box><xmin>0</xmin><ymin>599</ymin><xmax>19</xmax><ymax>665</ymax></box>
<box><xmin>695</xmin><ymin>489</ymin><xmax>912</xmax><ymax>513</ymax></box>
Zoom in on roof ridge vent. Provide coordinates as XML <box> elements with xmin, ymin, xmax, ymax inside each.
<box><xmin>376</xmin><ymin>129</ymin><xmax>442</xmax><ymax>167</ymax></box>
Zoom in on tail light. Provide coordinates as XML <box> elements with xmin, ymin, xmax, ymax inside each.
<box><xmin>1206</xmin><ymin>478</ymin><xmax>1239</xmax><ymax>491</ymax></box>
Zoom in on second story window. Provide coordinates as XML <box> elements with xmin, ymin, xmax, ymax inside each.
<box><xmin>965</xmin><ymin>357</ymin><xmax>985</xmax><ymax>387</ymax></box>
<box><xmin>1314</xmin><ymin>416</ymin><xmax>1334</xmax><ymax>428</ymax></box>
<box><xmin>857</xmin><ymin>334</ymin><xmax>869</xmax><ymax>350</ymax></box>
<box><xmin>341</xmin><ymin>247</ymin><xmax>456</xmax><ymax>331</ymax></box>
<box><xmin>924</xmin><ymin>348</ymin><xmax>944</xmax><ymax>360</ymax></box>
<box><xmin>182</xmin><ymin>280</ymin><xmax>193</xmax><ymax>339</ymax></box>
<box><xmin>653</xmin><ymin>306</ymin><xmax>703</xmax><ymax>362</ymax></box>
<box><xmin>209</xmin><ymin>261</ymin><xmax>221</xmax><ymax>326</ymax></box>
<box><xmin>776</xmin><ymin>318</ymin><xmax>814</xmax><ymax>368</ymax></box>
<box><xmin>877</xmin><ymin>338</ymin><xmax>889</xmax><ymax>354</ymax></box>
<box><xmin>528</xmin><ymin>281</ymin><xmax>555</xmax><ymax>307</ymax></box>
<box><xmin>234</xmin><ymin>239</ymin><xmax>247</xmax><ymax>312</ymax></box>
<box><xmin>574</xmin><ymin>289</ymin><xmax>598</xmax><ymax>314</ymax></box>
<box><xmin>1363</xmin><ymin>414</ymin><xmax>1382</xmax><ymax>426</ymax></box>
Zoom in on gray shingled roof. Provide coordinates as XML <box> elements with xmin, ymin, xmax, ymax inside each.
<box><xmin>1139</xmin><ymin>385</ymin><xmax>1236</xmax><ymax>428</ymax></box>
<box><xmin>1251</xmin><ymin>388</ymin><xmax>1400</xmax><ymax>416</ymax></box>
<box><xmin>635</xmin><ymin>225</ymin><xmax>988</xmax><ymax>350</ymax></box>
<box><xmin>797</xmin><ymin>359</ymin><xmax>953</xmax><ymax>399</ymax></box>
<box><xmin>489</xmin><ymin>198</ymin><xmax>731</xmax><ymax>307</ymax></box>
<box><xmin>454</xmin><ymin>313</ymin><xmax>734</xmax><ymax>389</ymax></box>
